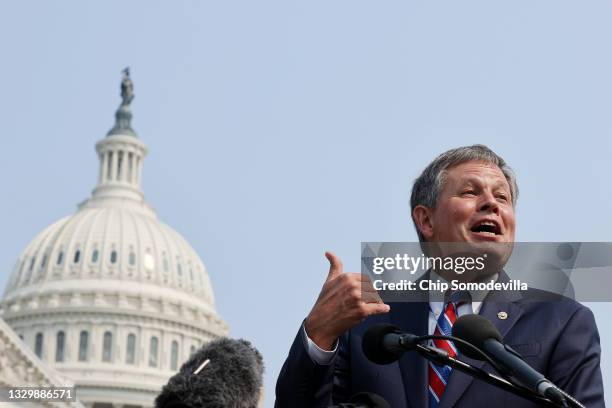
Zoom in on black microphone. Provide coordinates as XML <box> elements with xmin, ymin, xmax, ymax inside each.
<box><xmin>452</xmin><ymin>314</ymin><xmax>568</xmax><ymax>406</ymax></box>
<box><xmin>155</xmin><ymin>337</ymin><xmax>264</xmax><ymax>408</ymax></box>
<box><xmin>362</xmin><ymin>323</ymin><xmax>421</xmax><ymax>364</ymax></box>
<box><xmin>328</xmin><ymin>392</ymin><xmax>391</xmax><ymax>408</ymax></box>
<box><xmin>362</xmin><ymin>322</ymin><xmax>566</xmax><ymax>407</ymax></box>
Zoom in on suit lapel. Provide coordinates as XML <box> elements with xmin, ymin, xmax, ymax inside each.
<box><xmin>390</xmin><ymin>301</ymin><xmax>430</xmax><ymax>408</ymax></box>
<box><xmin>439</xmin><ymin>274</ymin><xmax>524</xmax><ymax>408</ymax></box>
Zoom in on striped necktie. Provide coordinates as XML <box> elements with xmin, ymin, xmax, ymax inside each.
<box><xmin>428</xmin><ymin>301</ymin><xmax>460</xmax><ymax>408</ymax></box>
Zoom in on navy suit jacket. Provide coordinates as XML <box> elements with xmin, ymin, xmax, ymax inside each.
<box><xmin>275</xmin><ymin>287</ymin><xmax>605</xmax><ymax>408</ymax></box>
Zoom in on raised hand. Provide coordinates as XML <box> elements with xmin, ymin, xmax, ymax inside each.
<box><xmin>304</xmin><ymin>251</ymin><xmax>390</xmax><ymax>351</ymax></box>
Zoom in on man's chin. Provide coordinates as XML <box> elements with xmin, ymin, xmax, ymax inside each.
<box><xmin>429</xmin><ymin>240</ymin><xmax>514</xmax><ymax>278</ymax></box>
<box><xmin>467</xmin><ymin>240</ymin><xmax>513</xmax><ymax>270</ymax></box>
<box><xmin>466</xmin><ymin>239</ymin><xmax>513</xmax><ymax>251</ymax></box>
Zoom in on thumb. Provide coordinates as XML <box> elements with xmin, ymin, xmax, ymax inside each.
<box><xmin>325</xmin><ymin>251</ymin><xmax>344</xmax><ymax>279</ymax></box>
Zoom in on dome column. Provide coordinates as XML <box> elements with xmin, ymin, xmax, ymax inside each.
<box><xmin>136</xmin><ymin>155</ymin><xmax>143</xmax><ymax>187</ymax></box>
<box><xmin>110</xmin><ymin>150</ymin><xmax>118</xmax><ymax>181</ymax></box>
<box><xmin>98</xmin><ymin>153</ymin><xmax>104</xmax><ymax>183</ymax></box>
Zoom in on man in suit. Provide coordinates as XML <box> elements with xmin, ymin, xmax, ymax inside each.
<box><xmin>275</xmin><ymin>144</ymin><xmax>605</xmax><ymax>408</ymax></box>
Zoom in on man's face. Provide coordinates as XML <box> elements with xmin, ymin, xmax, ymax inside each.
<box><xmin>429</xmin><ymin>161</ymin><xmax>515</xmax><ymax>243</ymax></box>
<box><xmin>414</xmin><ymin>161</ymin><xmax>516</xmax><ymax>268</ymax></box>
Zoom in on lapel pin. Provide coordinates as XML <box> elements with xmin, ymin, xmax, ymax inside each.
<box><xmin>497</xmin><ymin>311</ymin><xmax>508</xmax><ymax>320</ymax></box>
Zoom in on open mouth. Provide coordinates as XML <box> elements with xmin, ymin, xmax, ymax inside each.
<box><xmin>470</xmin><ymin>220</ymin><xmax>501</xmax><ymax>236</ymax></box>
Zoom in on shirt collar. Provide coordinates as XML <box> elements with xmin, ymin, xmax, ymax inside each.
<box><xmin>427</xmin><ymin>269</ymin><xmax>498</xmax><ymax>315</ymax></box>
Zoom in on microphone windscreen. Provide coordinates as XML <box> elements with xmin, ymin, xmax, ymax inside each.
<box><xmin>362</xmin><ymin>323</ymin><xmax>403</xmax><ymax>365</ymax></box>
<box><xmin>350</xmin><ymin>392</ymin><xmax>391</xmax><ymax>408</ymax></box>
<box><xmin>452</xmin><ymin>314</ymin><xmax>502</xmax><ymax>360</ymax></box>
<box><xmin>155</xmin><ymin>338</ymin><xmax>264</xmax><ymax>408</ymax></box>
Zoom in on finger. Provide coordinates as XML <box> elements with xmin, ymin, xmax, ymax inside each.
<box><xmin>360</xmin><ymin>285</ymin><xmax>378</xmax><ymax>295</ymax></box>
<box><xmin>325</xmin><ymin>251</ymin><xmax>344</xmax><ymax>279</ymax></box>
<box><xmin>363</xmin><ymin>302</ymin><xmax>391</xmax><ymax>316</ymax></box>
<box><xmin>361</xmin><ymin>290</ymin><xmax>384</xmax><ymax>303</ymax></box>
<box><xmin>356</xmin><ymin>279</ymin><xmax>378</xmax><ymax>293</ymax></box>
<box><xmin>339</xmin><ymin>273</ymin><xmax>378</xmax><ymax>293</ymax></box>
<box><xmin>343</xmin><ymin>273</ymin><xmax>374</xmax><ymax>282</ymax></box>
<box><xmin>361</xmin><ymin>291</ymin><xmax>384</xmax><ymax>304</ymax></box>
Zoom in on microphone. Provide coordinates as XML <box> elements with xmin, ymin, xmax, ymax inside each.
<box><xmin>328</xmin><ymin>392</ymin><xmax>391</xmax><ymax>408</ymax></box>
<box><xmin>452</xmin><ymin>314</ymin><xmax>568</xmax><ymax>406</ymax></box>
<box><xmin>362</xmin><ymin>322</ymin><xmax>567</xmax><ymax>407</ymax></box>
<box><xmin>155</xmin><ymin>337</ymin><xmax>264</xmax><ymax>408</ymax></box>
<box><xmin>362</xmin><ymin>323</ymin><xmax>420</xmax><ymax>364</ymax></box>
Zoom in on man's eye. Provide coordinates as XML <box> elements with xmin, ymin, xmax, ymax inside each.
<box><xmin>462</xmin><ymin>190</ymin><xmax>476</xmax><ymax>196</ymax></box>
<box><xmin>496</xmin><ymin>194</ymin><xmax>508</xmax><ymax>202</ymax></box>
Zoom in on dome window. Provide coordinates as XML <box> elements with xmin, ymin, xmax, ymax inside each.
<box><xmin>102</xmin><ymin>331</ymin><xmax>113</xmax><ymax>362</ymax></box>
<box><xmin>29</xmin><ymin>257</ymin><xmax>36</xmax><ymax>272</ymax></box>
<box><xmin>129</xmin><ymin>252</ymin><xmax>136</xmax><ymax>266</ymax></box>
<box><xmin>170</xmin><ymin>340</ymin><xmax>179</xmax><ymax>371</ymax></box>
<box><xmin>91</xmin><ymin>249</ymin><xmax>99</xmax><ymax>263</ymax></box>
<box><xmin>55</xmin><ymin>331</ymin><xmax>65</xmax><ymax>362</ymax></box>
<box><xmin>149</xmin><ymin>336</ymin><xmax>159</xmax><ymax>368</ymax></box>
<box><xmin>190</xmin><ymin>345</ymin><xmax>196</xmax><ymax>356</ymax></box>
<box><xmin>79</xmin><ymin>330</ymin><xmax>89</xmax><ymax>362</ymax></box>
<box><xmin>110</xmin><ymin>250</ymin><xmax>118</xmax><ymax>264</ymax></box>
<box><xmin>177</xmin><ymin>262</ymin><xmax>182</xmax><ymax>276</ymax></box>
<box><xmin>126</xmin><ymin>334</ymin><xmax>136</xmax><ymax>365</ymax></box>
<box><xmin>35</xmin><ymin>332</ymin><xmax>44</xmax><ymax>358</ymax></box>
<box><xmin>163</xmin><ymin>256</ymin><xmax>169</xmax><ymax>272</ymax></box>
<box><xmin>41</xmin><ymin>254</ymin><xmax>48</xmax><ymax>268</ymax></box>
<box><xmin>144</xmin><ymin>253</ymin><xmax>155</xmax><ymax>271</ymax></box>
<box><xmin>73</xmin><ymin>250</ymin><xmax>81</xmax><ymax>264</ymax></box>
<box><xmin>56</xmin><ymin>251</ymin><xmax>64</xmax><ymax>265</ymax></box>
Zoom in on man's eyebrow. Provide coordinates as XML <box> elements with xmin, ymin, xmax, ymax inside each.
<box><xmin>457</xmin><ymin>176</ymin><xmax>480</xmax><ymax>186</ymax></box>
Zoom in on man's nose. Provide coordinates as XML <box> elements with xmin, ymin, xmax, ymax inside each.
<box><xmin>478</xmin><ymin>191</ymin><xmax>500</xmax><ymax>214</ymax></box>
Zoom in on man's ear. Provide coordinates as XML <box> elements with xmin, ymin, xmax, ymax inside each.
<box><xmin>412</xmin><ymin>205</ymin><xmax>435</xmax><ymax>240</ymax></box>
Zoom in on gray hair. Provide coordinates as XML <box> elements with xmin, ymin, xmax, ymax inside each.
<box><xmin>410</xmin><ymin>144</ymin><xmax>518</xmax><ymax>242</ymax></box>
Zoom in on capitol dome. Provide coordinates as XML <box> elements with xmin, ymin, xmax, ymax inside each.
<box><xmin>0</xmin><ymin>70</ymin><xmax>228</xmax><ymax>408</ymax></box>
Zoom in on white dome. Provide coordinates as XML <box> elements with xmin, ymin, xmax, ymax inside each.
<box><xmin>3</xmin><ymin>206</ymin><xmax>217</xmax><ymax>313</ymax></box>
<box><xmin>0</xmin><ymin>72</ymin><xmax>227</xmax><ymax>408</ymax></box>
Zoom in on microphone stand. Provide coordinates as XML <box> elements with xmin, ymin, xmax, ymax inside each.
<box><xmin>412</xmin><ymin>343</ymin><xmax>563</xmax><ymax>408</ymax></box>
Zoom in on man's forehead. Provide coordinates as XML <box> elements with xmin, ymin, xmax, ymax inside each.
<box><xmin>445</xmin><ymin>161</ymin><xmax>509</xmax><ymax>184</ymax></box>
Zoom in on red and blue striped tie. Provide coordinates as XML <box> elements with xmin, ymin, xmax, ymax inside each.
<box><xmin>428</xmin><ymin>301</ymin><xmax>459</xmax><ymax>408</ymax></box>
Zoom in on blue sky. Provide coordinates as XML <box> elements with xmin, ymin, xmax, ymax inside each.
<box><xmin>1</xmin><ymin>1</ymin><xmax>611</xmax><ymax>406</ymax></box>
